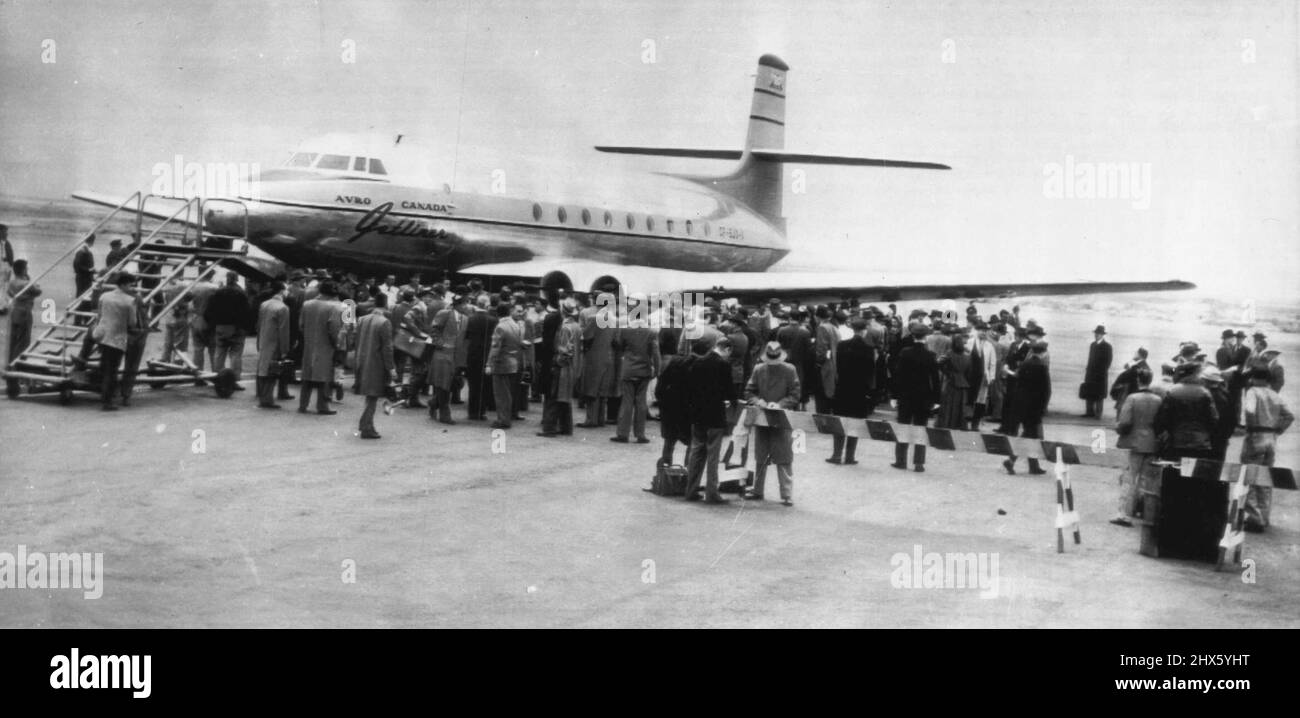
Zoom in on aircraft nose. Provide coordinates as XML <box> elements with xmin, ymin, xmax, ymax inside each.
<box><xmin>204</xmin><ymin>206</ymin><xmax>241</xmax><ymax>237</ymax></box>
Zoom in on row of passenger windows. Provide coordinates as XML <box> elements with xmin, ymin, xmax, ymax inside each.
<box><xmin>285</xmin><ymin>152</ymin><xmax>388</xmax><ymax>175</ymax></box>
<box><xmin>531</xmin><ymin>203</ymin><xmax>710</xmax><ymax>237</ymax></box>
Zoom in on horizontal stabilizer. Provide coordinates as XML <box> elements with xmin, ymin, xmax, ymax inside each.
<box><xmin>750</xmin><ymin>150</ymin><xmax>950</xmax><ymax>170</ymax></box>
<box><xmin>593</xmin><ymin>146</ymin><xmax>743</xmax><ymax>160</ymax></box>
<box><xmin>593</xmin><ymin>147</ymin><xmax>949</xmax><ymax>171</ymax></box>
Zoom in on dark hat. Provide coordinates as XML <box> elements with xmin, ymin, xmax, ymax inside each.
<box><xmin>1173</xmin><ymin>362</ymin><xmax>1201</xmax><ymax>380</ymax></box>
<box><xmin>1014</xmin><ymin>326</ymin><xmax>1028</xmax><ymax>337</ymax></box>
<box><xmin>907</xmin><ymin>320</ymin><xmax>930</xmax><ymax>336</ymax></box>
<box><xmin>1252</xmin><ymin>332</ymin><xmax>1267</xmax><ymax>340</ymax></box>
<box><xmin>850</xmin><ymin>317</ymin><xmax>868</xmax><ymax>331</ymax></box>
<box><xmin>1235</xmin><ymin>330</ymin><xmax>1247</xmax><ymax>339</ymax></box>
<box><xmin>1221</xmin><ymin>329</ymin><xmax>1235</xmax><ymax>339</ymax></box>
<box><xmin>1026</xmin><ymin>325</ymin><xmax>1045</xmax><ymax>337</ymax></box>
<box><xmin>1093</xmin><ymin>325</ymin><xmax>1106</xmax><ymax>334</ymax></box>
<box><xmin>111</xmin><ymin>271</ymin><xmax>135</xmax><ymax>285</ymax></box>
<box><xmin>418</xmin><ymin>287</ymin><xmax>435</xmax><ymax>297</ymax></box>
<box><xmin>289</xmin><ymin>269</ymin><xmax>307</xmax><ymax>281</ymax></box>
<box><xmin>109</xmin><ymin>239</ymin><xmax>122</xmax><ymax>247</ymax></box>
<box><xmin>1248</xmin><ymin>366</ymin><xmax>1273</xmax><ymax>381</ymax></box>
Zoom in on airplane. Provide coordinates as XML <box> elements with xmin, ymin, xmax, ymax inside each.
<box><xmin>75</xmin><ymin>53</ymin><xmax>1195</xmax><ymax>305</ymax></box>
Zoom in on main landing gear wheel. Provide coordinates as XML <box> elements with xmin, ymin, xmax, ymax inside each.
<box><xmin>213</xmin><ymin>369</ymin><xmax>238</xmax><ymax>398</ymax></box>
<box><xmin>58</xmin><ymin>383</ymin><xmax>75</xmax><ymax>405</ymax></box>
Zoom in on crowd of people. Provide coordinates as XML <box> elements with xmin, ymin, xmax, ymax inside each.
<box><xmin>0</xmin><ymin>231</ymin><xmax>1292</xmax><ymax>525</ymax></box>
<box><xmin>1107</xmin><ymin>331</ymin><xmax>1291</xmax><ymax>533</ymax></box>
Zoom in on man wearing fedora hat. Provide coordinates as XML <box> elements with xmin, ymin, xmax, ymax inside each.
<box><xmin>1110</xmin><ymin>366</ymin><xmax>1161</xmax><ymax>526</ymax></box>
<box><xmin>92</xmin><ymin>271</ymin><xmax>141</xmax><ymax>411</ymax></box>
<box><xmin>684</xmin><ymin>336</ymin><xmax>737</xmax><ymax>504</ymax></box>
<box><xmin>1216</xmin><ymin>329</ymin><xmax>1248</xmax><ymax>421</ymax></box>
<box><xmin>829</xmin><ymin>319</ymin><xmax>875</xmax><ymax>465</ymax></box>
<box><xmin>538</xmin><ymin>299</ymin><xmax>583</xmax><ymax>437</ymax></box>
<box><xmin>774</xmin><ymin>308</ymin><xmax>812</xmax><ymax>409</ymax></box>
<box><xmin>891</xmin><ymin>321</ymin><xmax>941</xmax><ymax>473</ymax></box>
<box><xmin>996</xmin><ymin>325</ymin><xmax>1031</xmax><ymax>434</ymax></box>
<box><xmin>743</xmin><ymin>341</ymin><xmax>801</xmax><ymax>506</ymax></box>
<box><xmin>1153</xmin><ymin>362</ymin><xmax>1218</xmax><ymax>461</ymax></box>
<box><xmin>1110</xmin><ymin>347</ymin><xmax>1150</xmax><ymax>415</ymax></box>
<box><xmin>1002</xmin><ymin>340</ymin><xmax>1051</xmax><ymax>475</ymax></box>
<box><xmin>1239</xmin><ymin>367</ymin><xmax>1294</xmax><ymax>531</ymax></box>
<box><xmin>1246</xmin><ymin>333</ymin><xmax>1285</xmax><ymax>392</ymax></box>
<box><xmin>1215</xmin><ymin>329</ymin><xmax>1240</xmax><ymax>375</ymax></box>
<box><xmin>1080</xmin><ymin>325</ymin><xmax>1112</xmax><ymax>418</ymax></box>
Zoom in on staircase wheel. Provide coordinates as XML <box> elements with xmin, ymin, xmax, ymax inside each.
<box><xmin>213</xmin><ymin>369</ymin><xmax>237</xmax><ymax>398</ymax></box>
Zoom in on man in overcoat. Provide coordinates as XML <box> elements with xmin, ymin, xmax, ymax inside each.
<box><xmin>255</xmin><ymin>281</ymin><xmax>291</xmax><ymax>409</ymax></box>
<box><xmin>298</xmin><ymin>281</ymin><xmax>344</xmax><ymax>415</ymax></box>
<box><xmin>355</xmin><ymin>294</ymin><xmax>396</xmax><ymax>439</ymax></box>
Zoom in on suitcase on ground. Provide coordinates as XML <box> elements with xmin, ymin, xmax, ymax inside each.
<box><xmin>648</xmin><ymin>463</ymin><xmax>688</xmax><ymax>496</ymax></box>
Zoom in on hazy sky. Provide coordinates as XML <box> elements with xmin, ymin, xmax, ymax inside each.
<box><xmin>1</xmin><ymin>0</ymin><xmax>1296</xmax><ymax>299</ymax></box>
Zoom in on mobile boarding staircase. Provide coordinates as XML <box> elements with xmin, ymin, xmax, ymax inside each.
<box><xmin>3</xmin><ymin>193</ymin><xmax>257</xmax><ymax>404</ymax></box>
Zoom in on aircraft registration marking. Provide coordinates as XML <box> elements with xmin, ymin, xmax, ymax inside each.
<box><xmin>717</xmin><ymin>225</ymin><xmax>745</xmax><ymax>241</ymax></box>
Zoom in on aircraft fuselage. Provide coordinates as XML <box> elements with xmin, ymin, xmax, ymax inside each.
<box><xmin>210</xmin><ymin>177</ymin><xmax>790</xmax><ymax>280</ymax></box>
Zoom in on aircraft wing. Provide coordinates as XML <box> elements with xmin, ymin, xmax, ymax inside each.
<box><xmin>458</xmin><ymin>260</ymin><xmax>1195</xmax><ymax>304</ymax></box>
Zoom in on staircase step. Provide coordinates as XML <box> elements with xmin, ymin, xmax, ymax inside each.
<box><xmin>14</xmin><ymin>356</ymin><xmax>75</xmax><ymax>370</ymax></box>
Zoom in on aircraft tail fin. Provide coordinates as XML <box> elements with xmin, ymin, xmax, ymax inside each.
<box><xmin>594</xmin><ymin>55</ymin><xmax>949</xmax><ymax>229</ymax></box>
<box><xmin>679</xmin><ymin>54</ymin><xmax>789</xmax><ymax>229</ymax></box>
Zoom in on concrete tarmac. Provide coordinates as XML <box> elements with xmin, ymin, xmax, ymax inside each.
<box><xmin>1</xmin><ymin>380</ymin><xmax>1296</xmax><ymax>628</ymax></box>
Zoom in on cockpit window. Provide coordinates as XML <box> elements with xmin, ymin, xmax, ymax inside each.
<box><xmin>316</xmin><ymin>154</ymin><xmax>351</xmax><ymax>170</ymax></box>
<box><xmin>286</xmin><ymin>152</ymin><xmax>318</xmax><ymax>167</ymax></box>
<box><xmin>368</xmin><ymin>158</ymin><xmax>388</xmax><ymax>175</ymax></box>
<box><xmin>353</xmin><ymin>157</ymin><xmax>367</xmax><ymax>171</ymax></box>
